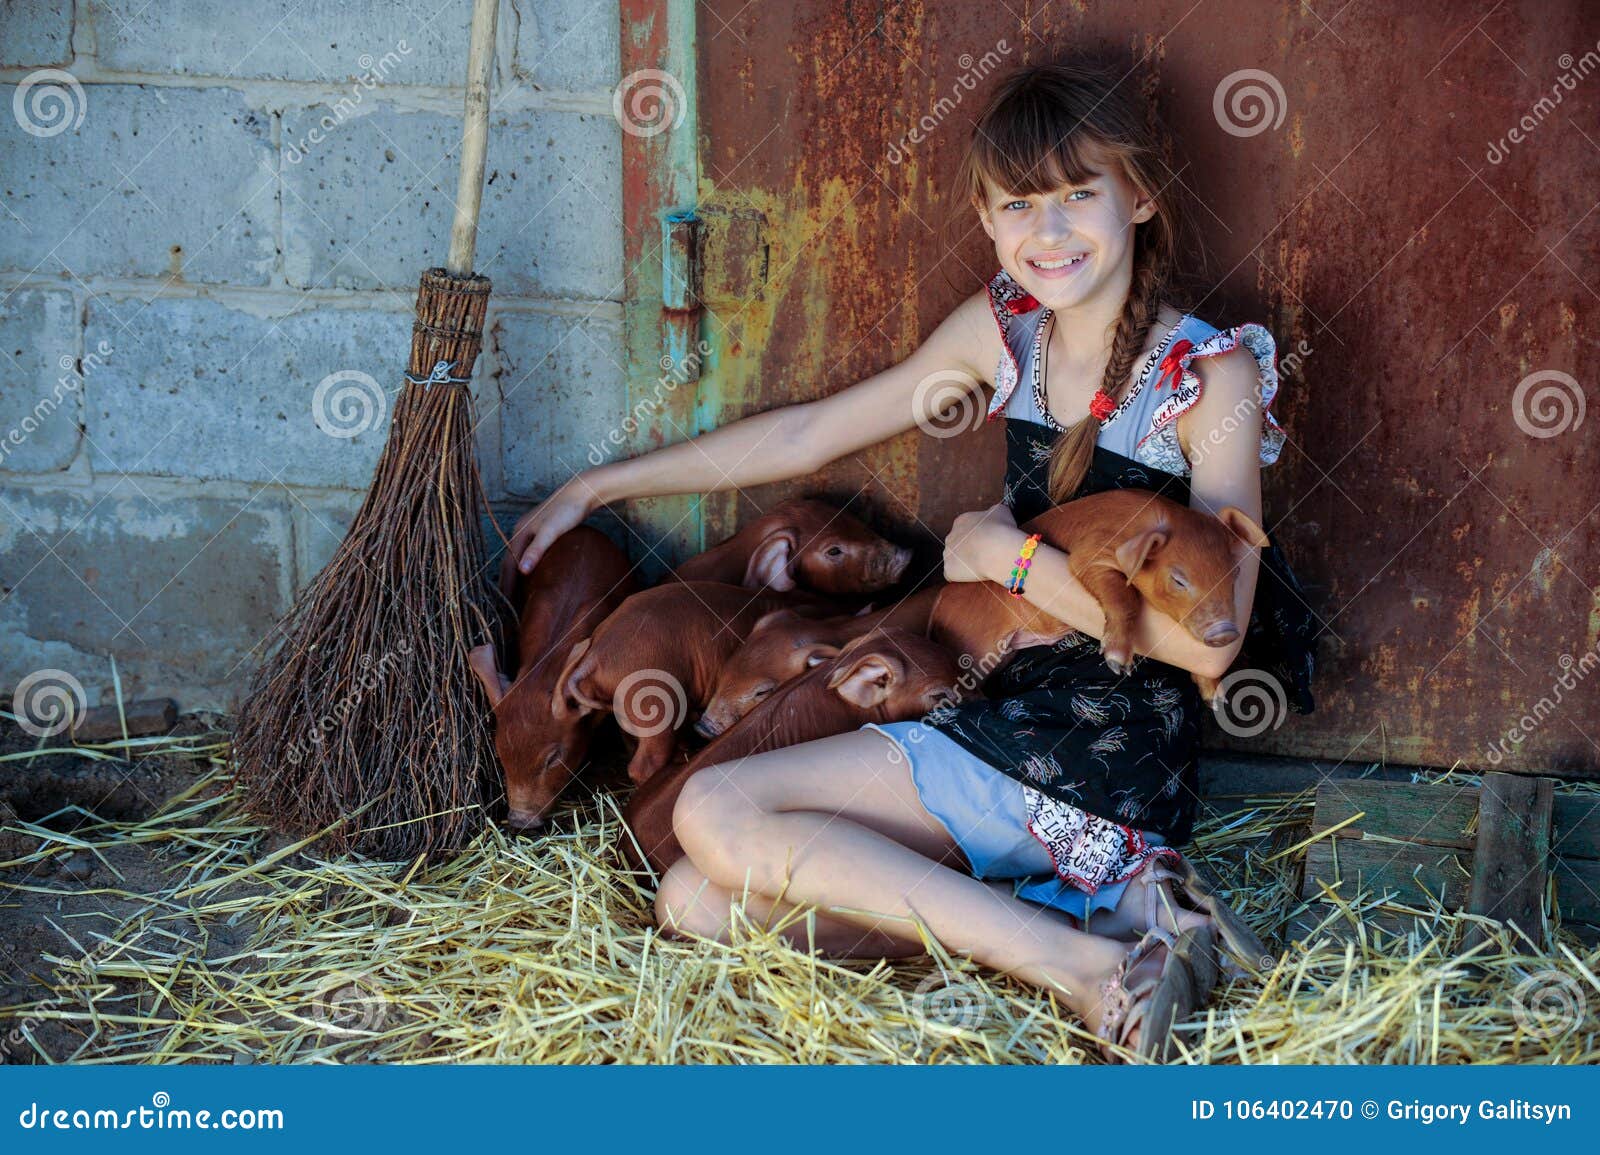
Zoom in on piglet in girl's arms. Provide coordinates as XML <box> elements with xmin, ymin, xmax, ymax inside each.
<box><xmin>932</xmin><ymin>488</ymin><xmax>1268</xmax><ymax>704</ymax></box>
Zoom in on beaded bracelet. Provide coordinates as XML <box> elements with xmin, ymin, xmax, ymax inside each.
<box><xmin>1007</xmin><ymin>532</ymin><xmax>1042</xmax><ymax>598</ymax></box>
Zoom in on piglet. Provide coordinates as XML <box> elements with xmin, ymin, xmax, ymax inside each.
<box><xmin>552</xmin><ymin>580</ymin><xmax>839</xmax><ymax>784</ymax></box>
<box><xmin>931</xmin><ymin>488</ymin><xmax>1268</xmax><ymax>703</ymax></box>
<box><xmin>621</xmin><ymin>627</ymin><xmax>967</xmax><ymax>877</ymax></box>
<box><xmin>468</xmin><ymin>526</ymin><xmax>641</xmax><ymax>830</ymax></box>
<box><xmin>695</xmin><ymin>584</ymin><xmax>943</xmax><ymax>739</ymax></box>
<box><xmin>668</xmin><ymin>497</ymin><xmax>913</xmax><ymax>594</ymax></box>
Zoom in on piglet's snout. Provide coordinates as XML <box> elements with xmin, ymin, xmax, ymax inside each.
<box><xmin>1202</xmin><ymin>621</ymin><xmax>1240</xmax><ymax>647</ymax></box>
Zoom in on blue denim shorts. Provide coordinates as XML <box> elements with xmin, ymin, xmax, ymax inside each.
<box><xmin>860</xmin><ymin>720</ymin><xmax>1166</xmax><ymax>922</ymax></box>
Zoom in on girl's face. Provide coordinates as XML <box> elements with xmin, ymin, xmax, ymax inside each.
<box><xmin>975</xmin><ymin>158</ymin><xmax>1156</xmax><ymax>312</ymax></box>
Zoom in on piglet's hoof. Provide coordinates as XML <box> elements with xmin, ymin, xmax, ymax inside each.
<box><xmin>1099</xmin><ymin>640</ymin><xmax>1134</xmax><ymax>676</ymax></box>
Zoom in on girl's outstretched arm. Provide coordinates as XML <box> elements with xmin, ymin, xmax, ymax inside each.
<box><xmin>503</xmin><ymin>290</ymin><xmax>997</xmax><ymax>585</ymax></box>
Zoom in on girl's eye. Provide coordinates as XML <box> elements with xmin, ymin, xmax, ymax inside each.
<box><xmin>1066</xmin><ymin>188</ymin><xmax>1094</xmax><ymax>201</ymax></box>
<box><xmin>1004</xmin><ymin>199</ymin><xmax>1030</xmax><ymax>211</ymax></box>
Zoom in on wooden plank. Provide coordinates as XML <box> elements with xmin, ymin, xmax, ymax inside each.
<box><xmin>1309</xmin><ymin>779</ymin><xmax>1478</xmax><ymax>850</ymax></box>
<box><xmin>1301</xmin><ymin>837</ymin><xmax>1473</xmax><ymax>910</ymax></box>
<box><xmin>1465</xmin><ymin>773</ymin><xmax>1554</xmax><ymax>952</ymax></box>
<box><xmin>1552</xmin><ymin>794</ymin><xmax>1600</xmax><ymax>861</ymax></box>
<box><xmin>70</xmin><ymin>698</ymin><xmax>177</xmax><ymax>743</ymax></box>
<box><xmin>1553</xmin><ymin>857</ymin><xmax>1600</xmax><ymax>929</ymax></box>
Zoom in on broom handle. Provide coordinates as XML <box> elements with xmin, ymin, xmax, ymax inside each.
<box><xmin>447</xmin><ymin>0</ymin><xmax>500</xmax><ymax>277</ymax></box>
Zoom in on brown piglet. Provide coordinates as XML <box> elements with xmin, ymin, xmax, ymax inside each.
<box><xmin>468</xmin><ymin>526</ymin><xmax>641</xmax><ymax>830</ymax></box>
<box><xmin>695</xmin><ymin>584</ymin><xmax>944</xmax><ymax>739</ymax></box>
<box><xmin>621</xmin><ymin>627</ymin><xmax>967</xmax><ymax>878</ymax></box>
<box><xmin>668</xmin><ymin>497</ymin><xmax>913</xmax><ymax>595</ymax></box>
<box><xmin>930</xmin><ymin>488</ymin><xmax>1269</xmax><ymax>703</ymax></box>
<box><xmin>551</xmin><ymin>580</ymin><xmax>839</xmax><ymax>785</ymax></box>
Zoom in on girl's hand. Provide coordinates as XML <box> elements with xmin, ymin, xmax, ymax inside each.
<box><xmin>497</xmin><ymin>479</ymin><xmax>598</xmax><ymax>597</ymax></box>
<box><xmin>943</xmin><ymin>502</ymin><xmax>1022</xmax><ymax>584</ymax></box>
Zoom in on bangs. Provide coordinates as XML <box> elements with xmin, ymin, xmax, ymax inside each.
<box><xmin>970</xmin><ymin>112</ymin><xmax>1125</xmax><ymax>204</ymax></box>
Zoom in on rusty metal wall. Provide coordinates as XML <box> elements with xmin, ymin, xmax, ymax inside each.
<box><xmin>673</xmin><ymin>0</ymin><xmax>1598</xmax><ymax>775</ymax></box>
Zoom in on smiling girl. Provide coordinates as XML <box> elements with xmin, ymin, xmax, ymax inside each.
<box><xmin>501</xmin><ymin>61</ymin><xmax>1314</xmax><ymax>1062</ymax></box>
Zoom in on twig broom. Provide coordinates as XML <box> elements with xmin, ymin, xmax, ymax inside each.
<box><xmin>233</xmin><ymin>0</ymin><xmax>506</xmax><ymax>859</ymax></box>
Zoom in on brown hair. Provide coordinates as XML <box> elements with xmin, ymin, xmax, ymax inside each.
<box><xmin>949</xmin><ymin>61</ymin><xmax>1190</xmax><ymax>502</ymax></box>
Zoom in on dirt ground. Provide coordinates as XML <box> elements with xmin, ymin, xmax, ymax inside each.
<box><xmin>0</xmin><ymin>716</ymin><xmax>257</xmax><ymax>1063</ymax></box>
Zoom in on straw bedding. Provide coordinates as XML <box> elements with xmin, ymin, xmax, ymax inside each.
<box><xmin>2</xmin><ymin>727</ymin><xmax>1597</xmax><ymax>1065</ymax></box>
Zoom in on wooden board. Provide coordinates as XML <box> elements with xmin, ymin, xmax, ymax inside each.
<box><xmin>1465</xmin><ymin>773</ymin><xmax>1554</xmax><ymax>952</ymax></box>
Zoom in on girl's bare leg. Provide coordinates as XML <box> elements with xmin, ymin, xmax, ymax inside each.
<box><xmin>667</xmin><ymin>727</ymin><xmax>1177</xmax><ymax>1044</ymax></box>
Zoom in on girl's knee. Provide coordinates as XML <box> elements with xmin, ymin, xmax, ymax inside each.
<box><xmin>672</xmin><ymin>763</ymin><xmax>767</xmax><ymax>887</ymax></box>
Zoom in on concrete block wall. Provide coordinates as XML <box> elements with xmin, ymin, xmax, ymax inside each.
<box><xmin>0</xmin><ymin>0</ymin><xmax>626</xmax><ymax>710</ymax></box>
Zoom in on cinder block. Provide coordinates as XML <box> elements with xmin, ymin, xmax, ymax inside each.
<box><xmin>0</xmin><ymin>0</ymin><xmax>73</xmax><ymax>68</ymax></box>
<box><xmin>494</xmin><ymin>308</ymin><xmax>627</xmax><ymax>499</ymax></box>
<box><xmin>0</xmin><ymin>288</ymin><xmax>84</xmax><ymax>473</ymax></box>
<box><xmin>85</xmin><ymin>295</ymin><xmax>412</xmax><ymax>488</ymax></box>
<box><xmin>514</xmin><ymin>0</ymin><xmax>620</xmax><ymax>90</ymax></box>
<box><xmin>0</xmin><ymin>487</ymin><xmax>291</xmax><ymax>708</ymax></box>
<box><xmin>290</xmin><ymin>493</ymin><xmax>359</xmax><ymax>592</ymax></box>
<box><xmin>0</xmin><ymin>85</ymin><xmax>276</xmax><ymax>284</ymax></box>
<box><xmin>281</xmin><ymin>106</ymin><xmax>621</xmax><ymax>298</ymax></box>
<box><xmin>90</xmin><ymin>0</ymin><xmax>516</xmax><ymax>88</ymax></box>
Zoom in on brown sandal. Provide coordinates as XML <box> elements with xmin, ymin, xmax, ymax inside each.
<box><xmin>1094</xmin><ymin>923</ymin><xmax>1216</xmax><ymax>1064</ymax></box>
<box><xmin>1142</xmin><ymin>854</ymin><xmax>1273</xmax><ymax>982</ymax></box>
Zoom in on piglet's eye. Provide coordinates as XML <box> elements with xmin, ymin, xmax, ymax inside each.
<box><xmin>826</xmin><ymin>546</ymin><xmax>844</xmax><ymax>557</ymax></box>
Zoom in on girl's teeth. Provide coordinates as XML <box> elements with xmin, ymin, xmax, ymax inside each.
<box><xmin>1031</xmin><ymin>256</ymin><xmax>1083</xmax><ymax>269</ymax></box>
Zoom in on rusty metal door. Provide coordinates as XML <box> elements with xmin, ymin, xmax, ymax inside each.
<box><xmin>620</xmin><ymin>0</ymin><xmax>1599</xmax><ymax>776</ymax></box>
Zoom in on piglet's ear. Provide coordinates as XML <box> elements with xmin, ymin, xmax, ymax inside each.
<box><xmin>751</xmin><ymin>607</ymin><xmax>799</xmax><ymax>635</ymax></box>
<box><xmin>1113</xmin><ymin>528</ymin><xmax>1168</xmax><ymax>583</ymax></box>
<box><xmin>468</xmin><ymin>644</ymin><xmax>510</xmax><ymax>710</ymax></box>
<box><xmin>801</xmin><ymin>643</ymin><xmax>842</xmax><ymax>669</ymax></box>
<box><xmin>549</xmin><ymin>638</ymin><xmax>598</xmax><ymax>722</ymax></box>
<box><xmin>1218</xmin><ymin>506</ymin><xmax>1269</xmax><ymax>550</ymax></box>
<box><xmin>743</xmin><ymin>529</ymin><xmax>797</xmax><ymax>591</ymax></box>
<box><xmin>826</xmin><ymin>652</ymin><xmax>903</xmax><ymax>709</ymax></box>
